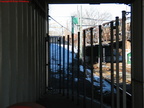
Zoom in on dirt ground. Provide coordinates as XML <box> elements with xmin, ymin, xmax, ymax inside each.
<box><xmin>93</xmin><ymin>63</ymin><xmax>131</xmax><ymax>84</ymax></box>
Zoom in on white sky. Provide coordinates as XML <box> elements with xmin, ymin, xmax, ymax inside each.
<box><xmin>49</xmin><ymin>4</ymin><xmax>131</xmax><ymax>33</ymax></box>
<box><xmin>49</xmin><ymin>4</ymin><xmax>130</xmax><ymax>17</ymax></box>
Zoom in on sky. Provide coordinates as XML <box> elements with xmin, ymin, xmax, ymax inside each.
<box><xmin>49</xmin><ymin>4</ymin><xmax>130</xmax><ymax>18</ymax></box>
<box><xmin>49</xmin><ymin>4</ymin><xmax>131</xmax><ymax>35</ymax></box>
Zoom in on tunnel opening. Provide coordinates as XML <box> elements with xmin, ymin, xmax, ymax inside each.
<box><xmin>46</xmin><ymin>3</ymin><xmax>132</xmax><ymax>108</ymax></box>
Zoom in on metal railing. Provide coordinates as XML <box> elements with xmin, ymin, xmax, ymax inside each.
<box><xmin>46</xmin><ymin>11</ymin><xmax>131</xmax><ymax>108</ymax></box>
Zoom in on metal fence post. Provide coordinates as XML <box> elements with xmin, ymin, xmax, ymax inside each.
<box><xmin>99</xmin><ymin>25</ymin><xmax>103</xmax><ymax>108</ymax></box>
<box><xmin>48</xmin><ymin>35</ymin><xmax>51</xmax><ymax>89</ymax></box>
<box><xmin>63</xmin><ymin>36</ymin><xmax>65</xmax><ymax>96</ymax></box>
<box><xmin>122</xmin><ymin>11</ymin><xmax>127</xmax><ymax>108</ymax></box>
<box><xmin>59</xmin><ymin>37</ymin><xmax>62</xmax><ymax>94</ymax></box>
<box><xmin>83</xmin><ymin>30</ymin><xmax>86</xmax><ymax>108</ymax></box>
<box><xmin>116</xmin><ymin>17</ymin><xmax>120</xmax><ymax>108</ymax></box>
<box><xmin>72</xmin><ymin>33</ymin><xmax>74</xmax><ymax>101</ymax></box>
<box><xmin>77</xmin><ymin>32</ymin><xmax>80</xmax><ymax>105</ymax></box>
<box><xmin>90</xmin><ymin>28</ymin><xmax>94</xmax><ymax>108</ymax></box>
<box><xmin>67</xmin><ymin>35</ymin><xmax>70</xmax><ymax>98</ymax></box>
<box><xmin>110</xmin><ymin>21</ymin><xmax>115</xmax><ymax>108</ymax></box>
<box><xmin>55</xmin><ymin>37</ymin><xmax>57</xmax><ymax>91</ymax></box>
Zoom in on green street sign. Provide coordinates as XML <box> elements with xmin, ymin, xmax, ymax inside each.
<box><xmin>72</xmin><ymin>16</ymin><xmax>78</xmax><ymax>24</ymax></box>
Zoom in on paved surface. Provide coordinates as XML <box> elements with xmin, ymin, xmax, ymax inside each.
<box><xmin>37</xmin><ymin>92</ymin><xmax>83</xmax><ymax>108</ymax></box>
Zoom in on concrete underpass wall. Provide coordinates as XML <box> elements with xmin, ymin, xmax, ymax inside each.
<box><xmin>0</xmin><ymin>2</ymin><xmax>47</xmax><ymax>108</ymax></box>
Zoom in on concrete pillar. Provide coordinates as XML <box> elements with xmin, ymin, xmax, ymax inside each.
<box><xmin>131</xmin><ymin>1</ymin><xmax>144</xmax><ymax>108</ymax></box>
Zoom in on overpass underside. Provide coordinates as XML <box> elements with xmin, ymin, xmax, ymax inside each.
<box><xmin>0</xmin><ymin>0</ymin><xmax>144</xmax><ymax>108</ymax></box>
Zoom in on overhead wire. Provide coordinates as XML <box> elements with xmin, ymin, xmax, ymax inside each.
<box><xmin>31</xmin><ymin>0</ymin><xmax>71</xmax><ymax>33</ymax></box>
<box><xmin>49</xmin><ymin>15</ymin><xmax>71</xmax><ymax>33</ymax></box>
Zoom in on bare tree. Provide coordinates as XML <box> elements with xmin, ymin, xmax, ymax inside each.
<box><xmin>72</xmin><ymin>6</ymin><xmax>112</xmax><ymax>26</ymax></box>
<box><xmin>83</xmin><ymin>8</ymin><xmax>112</xmax><ymax>25</ymax></box>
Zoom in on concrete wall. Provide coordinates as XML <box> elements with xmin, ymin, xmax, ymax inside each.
<box><xmin>0</xmin><ymin>2</ymin><xmax>46</xmax><ymax>108</ymax></box>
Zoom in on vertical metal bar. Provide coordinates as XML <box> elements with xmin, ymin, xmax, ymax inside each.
<box><xmin>48</xmin><ymin>35</ymin><xmax>51</xmax><ymax>89</ymax></box>
<box><xmin>61</xmin><ymin>37</ymin><xmax>63</xmax><ymax>93</ymax></box>
<box><xmin>99</xmin><ymin>25</ymin><xmax>103</xmax><ymax>108</ymax></box>
<box><xmin>110</xmin><ymin>21</ymin><xmax>115</xmax><ymax>108</ymax></box>
<box><xmin>72</xmin><ymin>33</ymin><xmax>74</xmax><ymax>101</ymax></box>
<box><xmin>63</xmin><ymin>36</ymin><xmax>65</xmax><ymax>96</ymax></box>
<box><xmin>57</xmin><ymin>37</ymin><xmax>59</xmax><ymax>90</ymax></box>
<box><xmin>56</xmin><ymin>37</ymin><xmax>58</xmax><ymax>92</ymax></box>
<box><xmin>50</xmin><ymin>36</ymin><xmax>52</xmax><ymax>87</ymax></box>
<box><xmin>77</xmin><ymin>32</ymin><xmax>80</xmax><ymax>105</ymax></box>
<box><xmin>90</xmin><ymin>28</ymin><xmax>94</xmax><ymax>108</ymax></box>
<box><xmin>49</xmin><ymin>36</ymin><xmax>51</xmax><ymax>90</ymax></box>
<box><xmin>53</xmin><ymin>37</ymin><xmax>56</xmax><ymax>90</ymax></box>
<box><xmin>59</xmin><ymin>37</ymin><xmax>62</xmax><ymax>94</ymax></box>
<box><xmin>83</xmin><ymin>30</ymin><xmax>86</xmax><ymax>108</ymax></box>
<box><xmin>55</xmin><ymin>37</ymin><xmax>57</xmax><ymax>90</ymax></box>
<box><xmin>51</xmin><ymin>37</ymin><xmax>54</xmax><ymax>92</ymax></box>
<box><xmin>67</xmin><ymin>35</ymin><xmax>70</xmax><ymax>98</ymax></box>
<box><xmin>45</xmin><ymin>36</ymin><xmax>47</xmax><ymax>91</ymax></box>
<box><xmin>116</xmin><ymin>17</ymin><xmax>120</xmax><ymax>108</ymax></box>
<box><xmin>58</xmin><ymin>37</ymin><xmax>60</xmax><ymax>92</ymax></box>
<box><xmin>122</xmin><ymin>11</ymin><xmax>127</xmax><ymax>108</ymax></box>
<box><xmin>54</xmin><ymin>37</ymin><xmax>57</xmax><ymax>91</ymax></box>
<box><xmin>58</xmin><ymin>37</ymin><xmax>60</xmax><ymax>93</ymax></box>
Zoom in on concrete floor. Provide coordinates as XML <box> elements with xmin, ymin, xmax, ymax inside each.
<box><xmin>37</xmin><ymin>89</ymin><xmax>111</xmax><ymax>108</ymax></box>
<box><xmin>37</xmin><ymin>91</ymin><xmax>83</xmax><ymax>108</ymax></box>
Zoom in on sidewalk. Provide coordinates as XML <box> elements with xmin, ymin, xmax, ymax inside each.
<box><xmin>37</xmin><ymin>92</ymin><xmax>83</xmax><ymax>108</ymax></box>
